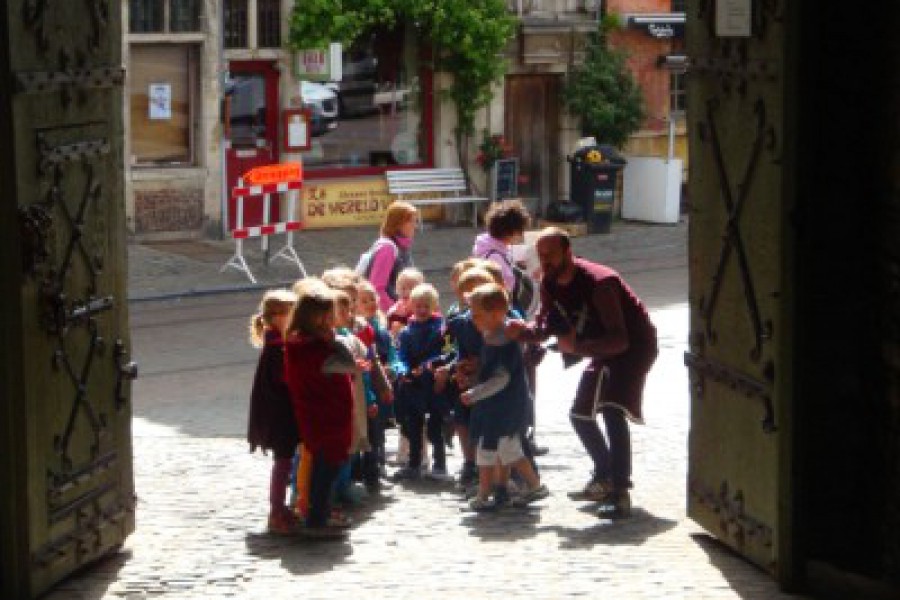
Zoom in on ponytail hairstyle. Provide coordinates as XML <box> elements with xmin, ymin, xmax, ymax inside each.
<box><xmin>249</xmin><ymin>288</ymin><xmax>298</xmax><ymax>347</ymax></box>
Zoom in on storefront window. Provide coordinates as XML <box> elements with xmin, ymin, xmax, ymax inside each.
<box><xmin>301</xmin><ymin>23</ymin><xmax>429</xmax><ymax>174</ymax></box>
<box><xmin>129</xmin><ymin>45</ymin><xmax>197</xmax><ymax>166</ymax></box>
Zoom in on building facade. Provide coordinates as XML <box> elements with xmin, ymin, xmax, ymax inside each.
<box><xmin>124</xmin><ymin>0</ymin><xmax>223</xmax><ymax>239</ymax></box>
<box><xmin>122</xmin><ymin>0</ymin><xmax>685</xmax><ymax>239</ymax></box>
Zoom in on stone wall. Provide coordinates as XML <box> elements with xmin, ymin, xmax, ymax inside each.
<box><xmin>133</xmin><ymin>185</ymin><xmax>204</xmax><ymax>235</ymax></box>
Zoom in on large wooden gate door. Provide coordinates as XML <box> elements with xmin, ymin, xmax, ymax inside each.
<box><xmin>685</xmin><ymin>2</ymin><xmax>793</xmax><ymax>581</ymax></box>
<box><xmin>0</xmin><ymin>2</ymin><xmax>135</xmax><ymax>597</ymax></box>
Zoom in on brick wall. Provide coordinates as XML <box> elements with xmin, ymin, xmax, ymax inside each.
<box><xmin>134</xmin><ymin>187</ymin><xmax>204</xmax><ymax>234</ymax></box>
<box><xmin>609</xmin><ymin>29</ymin><xmax>673</xmax><ymax>129</ymax></box>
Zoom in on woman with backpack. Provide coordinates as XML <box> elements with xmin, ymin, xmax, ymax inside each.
<box><xmin>472</xmin><ymin>200</ymin><xmax>528</xmax><ymax>299</ymax></box>
<box><xmin>472</xmin><ymin>199</ymin><xmax>548</xmax><ymax>457</ymax></box>
<box><xmin>359</xmin><ymin>201</ymin><xmax>419</xmax><ymax>312</ymax></box>
<box><xmin>472</xmin><ymin>199</ymin><xmax>536</xmax><ymax>317</ymax></box>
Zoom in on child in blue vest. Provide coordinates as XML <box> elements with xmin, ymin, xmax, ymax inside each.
<box><xmin>461</xmin><ymin>282</ymin><xmax>549</xmax><ymax>511</ymax></box>
<box><xmin>434</xmin><ymin>264</ymin><xmax>495</xmax><ymax>490</ymax></box>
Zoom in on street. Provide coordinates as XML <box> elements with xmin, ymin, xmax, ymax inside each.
<box><xmin>44</xmin><ymin>255</ymin><xmax>804</xmax><ymax>599</ymax></box>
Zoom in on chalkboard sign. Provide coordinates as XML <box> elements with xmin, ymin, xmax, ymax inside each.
<box><xmin>491</xmin><ymin>157</ymin><xmax>518</xmax><ymax>201</ymax></box>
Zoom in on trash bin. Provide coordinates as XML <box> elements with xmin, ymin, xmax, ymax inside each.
<box><xmin>569</xmin><ymin>145</ymin><xmax>626</xmax><ymax>234</ymax></box>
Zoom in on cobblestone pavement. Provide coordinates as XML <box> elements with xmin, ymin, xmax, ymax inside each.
<box><xmin>44</xmin><ymin>219</ymin><xmax>807</xmax><ymax>598</ymax></box>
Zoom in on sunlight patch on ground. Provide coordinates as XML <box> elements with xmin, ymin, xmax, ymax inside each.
<box><xmin>132</xmin><ymin>416</ymin><xmax>183</xmax><ymax>438</ymax></box>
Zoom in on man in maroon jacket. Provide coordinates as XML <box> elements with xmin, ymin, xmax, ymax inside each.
<box><xmin>507</xmin><ymin>228</ymin><xmax>658</xmax><ymax>517</ymax></box>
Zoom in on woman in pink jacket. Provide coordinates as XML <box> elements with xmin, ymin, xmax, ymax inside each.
<box><xmin>364</xmin><ymin>201</ymin><xmax>419</xmax><ymax>312</ymax></box>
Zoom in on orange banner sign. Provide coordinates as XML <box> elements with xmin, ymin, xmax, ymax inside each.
<box><xmin>243</xmin><ymin>162</ymin><xmax>303</xmax><ymax>185</ymax></box>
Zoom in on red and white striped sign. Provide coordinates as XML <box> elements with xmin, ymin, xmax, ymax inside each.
<box><xmin>231</xmin><ymin>180</ymin><xmax>302</xmax><ymax>198</ymax></box>
<box><xmin>232</xmin><ymin>220</ymin><xmax>303</xmax><ymax>239</ymax></box>
<box><xmin>221</xmin><ymin>164</ymin><xmax>307</xmax><ymax>283</ymax></box>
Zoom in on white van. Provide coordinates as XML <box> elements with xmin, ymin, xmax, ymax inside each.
<box><xmin>300</xmin><ymin>81</ymin><xmax>339</xmax><ymax>136</ymax></box>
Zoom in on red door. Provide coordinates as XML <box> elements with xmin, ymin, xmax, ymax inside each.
<box><xmin>225</xmin><ymin>60</ymin><xmax>280</xmax><ymax>230</ymax></box>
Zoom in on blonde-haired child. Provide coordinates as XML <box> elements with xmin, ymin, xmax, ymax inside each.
<box><xmin>462</xmin><ymin>282</ymin><xmax>549</xmax><ymax>511</ymax></box>
<box><xmin>392</xmin><ymin>283</ymin><xmax>449</xmax><ymax>480</ymax></box>
<box><xmin>386</xmin><ymin>267</ymin><xmax>425</xmax><ymax>335</ymax></box>
<box><xmin>247</xmin><ymin>289</ymin><xmax>300</xmax><ymax>534</ymax></box>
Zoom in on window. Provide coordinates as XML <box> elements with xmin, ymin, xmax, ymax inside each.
<box><xmin>670</xmin><ymin>71</ymin><xmax>687</xmax><ymax>114</ymax></box>
<box><xmin>226</xmin><ymin>74</ymin><xmax>268</xmax><ymax>147</ymax></box>
<box><xmin>223</xmin><ymin>0</ymin><xmax>248</xmax><ymax>48</ymax></box>
<box><xmin>129</xmin><ymin>0</ymin><xmax>201</xmax><ymax>33</ymax></box>
<box><xmin>129</xmin><ymin>0</ymin><xmax>163</xmax><ymax>33</ymax></box>
<box><xmin>170</xmin><ymin>0</ymin><xmax>201</xmax><ymax>32</ymax></box>
<box><xmin>257</xmin><ymin>0</ymin><xmax>281</xmax><ymax>48</ymax></box>
<box><xmin>129</xmin><ymin>45</ymin><xmax>198</xmax><ymax>166</ymax></box>
<box><xmin>301</xmin><ymin>23</ymin><xmax>431</xmax><ymax>174</ymax></box>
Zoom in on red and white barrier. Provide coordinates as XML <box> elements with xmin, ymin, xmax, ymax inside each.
<box><xmin>221</xmin><ymin>175</ymin><xmax>307</xmax><ymax>284</ymax></box>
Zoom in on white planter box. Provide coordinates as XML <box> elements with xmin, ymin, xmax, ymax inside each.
<box><xmin>622</xmin><ymin>156</ymin><xmax>683</xmax><ymax>224</ymax></box>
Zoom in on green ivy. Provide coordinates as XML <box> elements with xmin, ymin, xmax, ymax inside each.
<box><xmin>288</xmin><ymin>0</ymin><xmax>515</xmax><ymax>166</ymax></box>
<box><xmin>562</xmin><ymin>25</ymin><xmax>645</xmax><ymax>148</ymax></box>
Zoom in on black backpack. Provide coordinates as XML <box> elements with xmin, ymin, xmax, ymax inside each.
<box><xmin>355</xmin><ymin>238</ymin><xmax>397</xmax><ymax>278</ymax></box>
<box><xmin>483</xmin><ymin>249</ymin><xmax>540</xmax><ymax>319</ymax></box>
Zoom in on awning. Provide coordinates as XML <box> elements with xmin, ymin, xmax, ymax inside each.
<box><xmin>625</xmin><ymin>13</ymin><xmax>685</xmax><ymax>39</ymax></box>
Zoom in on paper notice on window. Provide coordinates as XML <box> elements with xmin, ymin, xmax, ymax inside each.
<box><xmin>288</xmin><ymin>115</ymin><xmax>308</xmax><ymax>149</ymax></box>
<box><xmin>716</xmin><ymin>0</ymin><xmax>752</xmax><ymax>37</ymax></box>
<box><xmin>148</xmin><ymin>83</ymin><xmax>172</xmax><ymax>120</ymax></box>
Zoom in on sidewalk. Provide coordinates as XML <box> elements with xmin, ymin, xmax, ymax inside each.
<box><xmin>127</xmin><ymin>218</ymin><xmax>689</xmax><ymax>301</ymax></box>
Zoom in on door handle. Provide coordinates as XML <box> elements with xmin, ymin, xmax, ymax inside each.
<box><xmin>114</xmin><ymin>339</ymin><xmax>138</xmax><ymax>409</ymax></box>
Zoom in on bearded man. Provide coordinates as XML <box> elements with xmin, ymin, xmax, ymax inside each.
<box><xmin>507</xmin><ymin>227</ymin><xmax>658</xmax><ymax>517</ymax></box>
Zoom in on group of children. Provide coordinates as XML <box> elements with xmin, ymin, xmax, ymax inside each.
<box><xmin>247</xmin><ymin>258</ymin><xmax>549</xmax><ymax>539</ymax></box>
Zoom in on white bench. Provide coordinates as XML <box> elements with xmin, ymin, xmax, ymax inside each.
<box><xmin>385</xmin><ymin>168</ymin><xmax>490</xmax><ymax>228</ymax></box>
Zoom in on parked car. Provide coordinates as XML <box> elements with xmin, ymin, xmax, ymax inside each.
<box><xmin>325</xmin><ymin>49</ymin><xmax>378</xmax><ymax>117</ymax></box>
<box><xmin>300</xmin><ymin>81</ymin><xmax>338</xmax><ymax>136</ymax></box>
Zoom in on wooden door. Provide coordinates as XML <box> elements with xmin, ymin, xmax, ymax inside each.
<box><xmin>0</xmin><ymin>2</ymin><xmax>135</xmax><ymax>597</ymax></box>
<box><xmin>504</xmin><ymin>74</ymin><xmax>560</xmax><ymax>214</ymax></box>
<box><xmin>684</xmin><ymin>3</ymin><xmax>791</xmax><ymax>582</ymax></box>
<box><xmin>225</xmin><ymin>60</ymin><xmax>280</xmax><ymax>230</ymax></box>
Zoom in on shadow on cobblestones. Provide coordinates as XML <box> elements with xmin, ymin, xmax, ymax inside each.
<box><xmin>690</xmin><ymin>534</ymin><xmax>811</xmax><ymax>599</ymax></box>
<box><xmin>541</xmin><ymin>508</ymin><xmax>677</xmax><ymax>550</ymax></box>
<box><xmin>244</xmin><ymin>532</ymin><xmax>353</xmax><ymax>574</ymax></box>
<box><xmin>334</xmin><ymin>492</ymin><xmax>399</xmax><ymax>527</ymax></box>
<box><xmin>48</xmin><ymin>550</ymin><xmax>126</xmax><ymax>598</ymax></box>
<box><xmin>460</xmin><ymin>509</ymin><xmax>542</xmax><ymax>541</ymax></box>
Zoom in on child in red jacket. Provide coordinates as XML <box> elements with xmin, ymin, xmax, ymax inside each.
<box><xmin>284</xmin><ymin>285</ymin><xmax>358</xmax><ymax>539</ymax></box>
